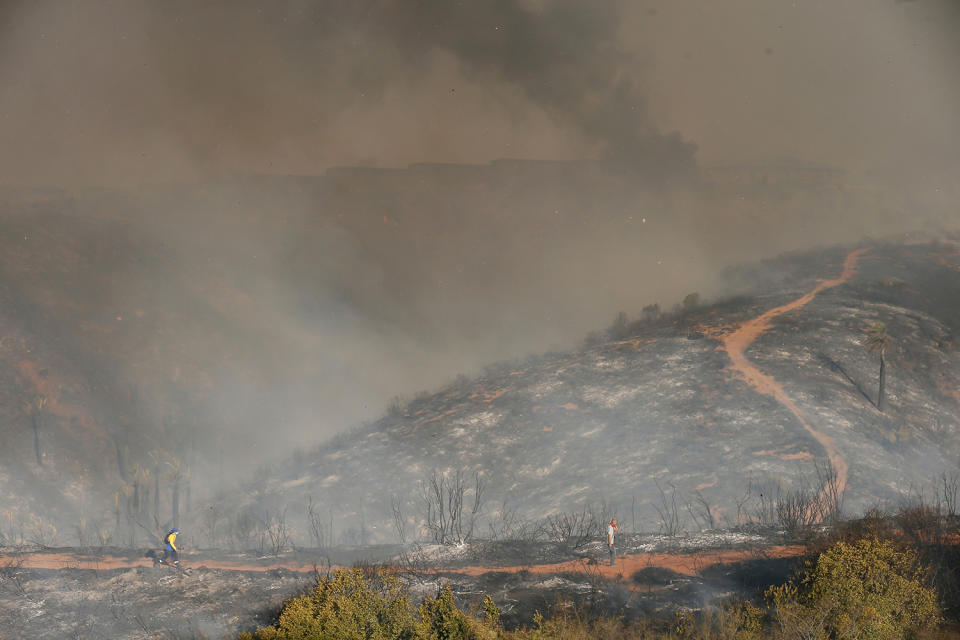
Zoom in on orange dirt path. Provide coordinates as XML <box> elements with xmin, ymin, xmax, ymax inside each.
<box><xmin>718</xmin><ymin>248</ymin><xmax>869</xmax><ymax>499</ymax></box>
<box><xmin>452</xmin><ymin>545</ymin><xmax>807</xmax><ymax>581</ymax></box>
<box><xmin>3</xmin><ymin>552</ymin><xmax>333</xmax><ymax>572</ymax></box>
<box><xmin>5</xmin><ymin>545</ymin><xmax>809</xmax><ymax>585</ymax></box>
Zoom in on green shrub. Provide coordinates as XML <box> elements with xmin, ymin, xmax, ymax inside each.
<box><xmin>415</xmin><ymin>586</ymin><xmax>497</xmax><ymax>640</ymax></box>
<box><xmin>239</xmin><ymin>568</ymin><xmax>416</xmax><ymax>640</ymax></box>
<box><xmin>241</xmin><ymin>538</ymin><xmax>945</xmax><ymax>640</ymax></box>
<box><xmin>240</xmin><ymin>569</ymin><xmax>499</xmax><ymax>640</ymax></box>
<box><xmin>768</xmin><ymin>537</ymin><xmax>941</xmax><ymax>640</ymax></box>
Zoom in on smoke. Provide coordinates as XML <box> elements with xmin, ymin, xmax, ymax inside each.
<box><xmin>3</xmin><ymin>0</ymin><xmax>957</xmax><ymax>185</ymax></box>
<box><xmin>0</xmin><ymin>0</ymin><xmax>702</xmax><ymax>186</ymax></box>
<box><xmin>0</xmin><ymin>0</ymin><xmax>957</xmax><ymax>497</ymax></box>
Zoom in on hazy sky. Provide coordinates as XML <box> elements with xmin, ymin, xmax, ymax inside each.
<box><xmin>0</xmin><ymin>0</ymin><xmax>956</xmax><ymax>187</ymax></box>
<box><xmin>1</xmin><ymin>0</ymin><xmax>958</xmax><ymax>462</ymax></box>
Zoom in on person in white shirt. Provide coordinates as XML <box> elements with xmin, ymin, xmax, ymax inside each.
<box><xmin>607</xmin><ymin>518</ymin><xmax>619</xmax><ymax>566</ymax></box>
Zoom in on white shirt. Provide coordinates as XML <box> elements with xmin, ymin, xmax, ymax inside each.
<box><xmin>607</xmin><ymin>524</ymin><xmax>616</xmax><ymax>545</ymax></box>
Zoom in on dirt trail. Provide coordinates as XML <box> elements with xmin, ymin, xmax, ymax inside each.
<box><xmin>3</xmin><ymin>552</ymin><xmax>325</xmax><ymax>572</ymax></box>
<box><xmin>5</xmin><ymin>545</ymin><xmax>808</xmax><ymax>587</ymax></box>
<box><xmin>453</xmin><ymin>544</ymin><xmax>807</xmax><ymax>581</ymax></box>
<box><xmin>719</xmin><ymin>248</ymin><xmax>869</xmax><ymax>499</ymax></box>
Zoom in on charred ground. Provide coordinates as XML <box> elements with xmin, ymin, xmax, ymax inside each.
<box><xmin>2</xmin><ymin>235</ymin><xmax>960</xmax><ymax>638</ymax></box>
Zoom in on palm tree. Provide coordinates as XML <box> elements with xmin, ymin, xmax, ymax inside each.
<box><xmin>866</xmin><ymin>322</ymin><xmax>893</xmax><ymax>412</ymax></box>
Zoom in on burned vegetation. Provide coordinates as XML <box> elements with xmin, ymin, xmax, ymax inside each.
<box><xmin>2</xmin><ymin>238</ymin><xmax>960</xmax><ymax>637</ymax></box>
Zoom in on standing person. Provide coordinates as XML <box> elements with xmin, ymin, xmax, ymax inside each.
<box><xmin>162</xmin><ymin>527</ymin><xmax>180</xmax><ymax>566</ymax></box>
<box><xmin>607</xmin><ymin>518</ymin><xmax>618</xmax><ymax>566</ymax></box>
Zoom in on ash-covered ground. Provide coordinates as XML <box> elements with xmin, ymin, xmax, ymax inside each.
<box><xmin>2</xmin><ymin>238</ymin><xmax>959</xmax><ymax>638</ymax></box>
<box><xmin>0</xmin><ymin>528</ymin><xmax>800</xmax><ymax>639</ymax></box>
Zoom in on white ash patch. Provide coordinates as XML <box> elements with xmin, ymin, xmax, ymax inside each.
<box><xmin>555</xmin><ymin>485</ymin><xmax>590</xmax><ymax>501</ymax></box>
<box><xmin>534</xmin><ymin>458</ymin><xmax>563</xmax><ymax>478</ymax></box>
<box><xmin>772</xmin><ymin>348</ymin><xmax>800</xmax><ymax>359</ymax></box>
<box><xmin>491</xmin><ymin>435</ymin><xmax>517</xmax><ymax>450</ymax></box>
<box><xmin>669</xmin><ymin>530</ymin><xmax>770</xmax><ymax>549</ymax></box>
<box><xmin>282</xmin><ymin>476</ymin><xmax>310</xmax><ymax>489</ymax></box>
<box><xmin>529</xmin><ymin>379</ymin><xmax>564</xmax><ymax>398</ymax></box>
<box><xmin>399</xmin><ymin>542</ymin><xmax>474</xmax><ymax>565</ymax></box>
<box><xmin>454</xmin><ymin>411</ymin><xmax>502</xmax><ymax>429</ymax></box>
<box><xmin>534</xmin><ymin>576</ymin><xmax>593</xmax><ymax>592</ymax></box>
<box><xmin>607</xmin><ymin>530</ymin><xmax>772</xmax><ymax>555</ymax></box>
<box><xmin>589</xmin><ymin>357</ymin><xmax>626</xmax><ymax>371</ymax></box>
<box><xmin>661</xmin><ymin>352</ymin><xmax>692</xmax><ymax>364</ymax></box>
<box><xmin>22</xmin><ymin>598</ymin><xmax>45</xmax><ymax>620</ymax></box>
<box><xmin>320</xmin><ymin>475</ymin><xmax>340</xmax><ymax>487</ymax></box>
<box><xmin>581</xmin><ymin>385</ymin><xmax>642</xmax><ymax>408</ymax></box>
<box><xmin>580</xmin><ymin>426</ymin><xmax>605</xmax><ymax>437</ymax></box>
<box><xmin>655</xmin><ymin>377</ymin><xmax>690</xmax><ymax>390</ymax></box>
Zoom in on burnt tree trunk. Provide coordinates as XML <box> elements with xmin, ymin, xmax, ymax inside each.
<box><xmin>877</xmin><ymin>351</ymin><xmax>886</xmax><ymax>412</ymax></box>
<box><xmin>172</xmin><ymin>474</ymin><xmax>180</xmax><ymax>528</ymax></box>
<box><xmin>31</xmin><ymin>413</ymin><xmax>42</xmax><ymax>466</ymax></box>
<box><xmin>115</xmin><ymin>441</ymin><xmax>126</xmax><ymax>480</ymax></box>
<box><xmin>154</xmin><ymin>464</ymin><xmax>160</xmax><ymax>522</ymax></box>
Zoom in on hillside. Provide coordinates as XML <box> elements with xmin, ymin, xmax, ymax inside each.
<box><xmin>1</xmin><ymin>193</ymin><xmax>958</xmax><ymax>550</ymax></box>
<box><xmin>229</xmin><ymin>240</ymin><xmax>960</xmax><ymax>544</ymax></box>
<box><xmin>2</xmin><ymin>236</ymin><xmax>960</xmax><ymax>639</ymax></box>
<box><xmin>0</xmin><ymin>164</ymin><xmax>924</xmax><ymax>548</ymax></box>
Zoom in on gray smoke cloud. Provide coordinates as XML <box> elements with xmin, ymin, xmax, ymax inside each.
<box><xmin>0</xmin><ymin>0</ymin><xmax>957</xmax><ymax>491</ymax></box>
<box><xmin>0</xmin><ymin>0</ymin><xmax>701</xmax><ymax>185</ymax></box>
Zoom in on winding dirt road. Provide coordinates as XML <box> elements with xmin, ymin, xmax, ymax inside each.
<box><xmin>718</xmin><ymin>248</ymin><xmax>869</xmax><ymax>499</ymax></box>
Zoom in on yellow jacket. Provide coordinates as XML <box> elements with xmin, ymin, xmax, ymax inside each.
<box><xmin>165</xmin><ymin>531</ymin><xmax>178</xmax><ymax>551</ymax></box>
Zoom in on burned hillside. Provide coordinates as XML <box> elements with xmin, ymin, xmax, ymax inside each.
<box><xmin>225</xmin><ymin>240</ymin><xmax>960</xmax><ymax>546</ymax></box>
<box><xmin>0</xmin><ymin>160</ymin><xmax>923</xmax><ymax>547</ymax></box>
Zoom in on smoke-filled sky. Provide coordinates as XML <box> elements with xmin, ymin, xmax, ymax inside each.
<box><xmin>1</xmin><ymin>0</ymin><xmax>957</xmax><ymax>186</ymax></box>
<box><xmin>1</xmin><ymin>0</ymin><xmax>958</xmax><ymax>464</ymax></box>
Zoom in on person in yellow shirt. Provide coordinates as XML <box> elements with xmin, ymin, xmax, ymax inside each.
<box><xmin>162</xmin><ymin>527</ymin><xmax>180</xmax><ymax>566</ymax></box>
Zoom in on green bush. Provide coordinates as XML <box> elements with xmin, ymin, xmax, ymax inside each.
<box><xmin>242</xmin><ymin>537</ymin><xmax>945</xmax><ymax>640</ymax></box>
<box><xmin>239</xmin><ymin>568</ymin><xmax>416</xmax><ymax>640</ymax></box>
<box><xmin>768</xmin><ymin>537</ymin><xmax>940</xmax><ymax>640</ymax></box>
<box><xmin>240</xmin><ymin>569</ymin><xmax>498</xmax><ymax>640</ymax></box>
<box><xmin>415</xmin><ymin>587</ymin><xmax>497</xmax><ymax>640</ymax></box>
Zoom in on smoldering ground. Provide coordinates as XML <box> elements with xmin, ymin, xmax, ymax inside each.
<box><xmin>0</xmin><ymin>0</ymin><xmax>957</xmax><ymax>496</ymax></box>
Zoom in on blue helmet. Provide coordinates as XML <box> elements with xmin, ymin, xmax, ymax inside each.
<box><xmin>169</xmin><ymin>528</ymin><xmax>179</xmax><ymax>534</ymax></box>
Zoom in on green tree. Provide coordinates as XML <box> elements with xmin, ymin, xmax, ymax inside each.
<box><xmin>865</xmin><ymin>322</ymin><xmax>892</xmax><ymax>412</ymax></box>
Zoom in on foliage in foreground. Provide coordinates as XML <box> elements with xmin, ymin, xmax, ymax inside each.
<box><xmin>241</xmin><ymin>536</ymin><xmax>943</xmax><ymax>640</ymax></box>
<box><xmin>769</xmin><ymin>537</ymin><xmax>940</xmax><ymax>640</ymax></box>
<box><xmin>238</xmin><ymin>568</ymin><xmax>497</xmax><ymax>640</ymax></box>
